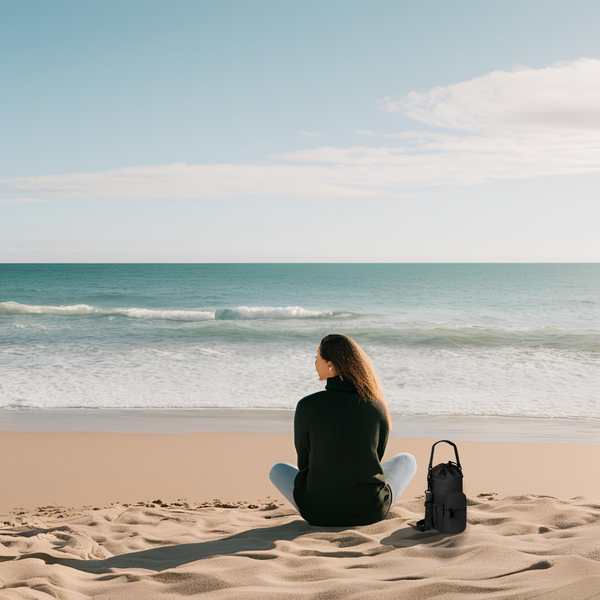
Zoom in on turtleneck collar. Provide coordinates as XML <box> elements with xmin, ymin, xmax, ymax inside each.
<box><xmin>325</xmin><ymin>374</ymin><xmax>357</xmax><ymax>393</ymax></box>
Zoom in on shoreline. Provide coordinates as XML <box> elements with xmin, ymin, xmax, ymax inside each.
<box><xmin>1</xmin><ymin>407</ymin><xmax>598</xmax><ymax>443</ymax></box>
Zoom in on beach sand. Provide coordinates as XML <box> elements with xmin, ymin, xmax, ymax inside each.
<box><xmin>1</xmin><ymin>429</ymin><xmax>600</xmax><ymax>598</ymax></box>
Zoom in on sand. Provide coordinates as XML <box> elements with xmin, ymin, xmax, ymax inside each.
<box><xmin>1</xmin><ymin>429</ymin><xmax>600</xmax><ymax>599</ymax></box>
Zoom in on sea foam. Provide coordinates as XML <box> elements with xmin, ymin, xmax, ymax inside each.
<box><xmin>0</xmin><ymin>301</ymin><xmax>335</xmax><ymax>321</ymax></box>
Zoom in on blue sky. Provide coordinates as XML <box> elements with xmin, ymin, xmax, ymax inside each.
<box><xmin>2</xmin><ymin>0</ymin><xmax>599</xmax><ymax>262</ymax></box>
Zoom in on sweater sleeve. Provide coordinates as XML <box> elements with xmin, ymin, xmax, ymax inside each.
<box><xmin>294</xmin><ymin>399</ymin><xmax>310</xmax><ymax>471</ymax></box>
<box><xmin>377</xmin><ymin>411</ymin><xmax>389</xmax><ymax>462</ymax></box>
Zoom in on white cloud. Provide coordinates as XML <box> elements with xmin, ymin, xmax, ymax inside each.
<box><xmin>298</xmin><ymin>130</ymin><xmax>321</xmax><ymax>137</ymax></box>
<box><xmin>2</xmin><ymin>58</ymin><xmax>600</xmax><ymax>200</ymax></box>
<box><xmin>279</xmin><ymin>58</ymin><xmax>600</xmax><ymax>184</ymax></box>
<box><xmin>379</xmin><ymin>57</ymin><xmax>600</xmax><ymax>133</ymax></box>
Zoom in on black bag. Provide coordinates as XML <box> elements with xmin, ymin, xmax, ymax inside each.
<box><xmin>416</xmin><ymin>440</ymin><xmax>467</xmax><ymax>534</ymax></box>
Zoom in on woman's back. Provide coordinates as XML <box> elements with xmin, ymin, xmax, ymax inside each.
<box><xmin>293</xmin><ymin>374</ymin><xmax>392</xmax><ymax>526</ymax></box>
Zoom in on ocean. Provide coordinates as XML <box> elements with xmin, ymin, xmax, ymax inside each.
<box><xmin>0</xmin><ymin>263</ymin><xmax>598</xmax><ymax>420</ymax></box>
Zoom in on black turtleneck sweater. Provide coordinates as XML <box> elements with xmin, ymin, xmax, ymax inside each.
<box><xmin>292</xmin><ymin>375</ymin><xmax>392</xmax><ymax>527</ymax></box>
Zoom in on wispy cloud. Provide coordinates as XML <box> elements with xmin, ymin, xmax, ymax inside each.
<box><xmin>298</xmin><ymin>131</ymin><xmax>321</xmax><ymax>137</ymax></box>
<box><xmin>1</xmin><ymin>164</ymin><xmax>377</xmax><ymax>199</ymax></box>
<box><xmin>356</xmin><ymin>129</ymin><xmax>412</xmax><ymax>139</ymax></box>
<box><xmin>0</xmin><ymin>197</ymin><xmax>50</xmax><ymax>204</ymax></box>
<box><xmin>2</xmin><ymin>58</ymin><xmax>599</xmax><ymax>201</ymax></box>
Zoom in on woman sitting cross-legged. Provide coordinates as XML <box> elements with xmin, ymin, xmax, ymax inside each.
<box><xmin>269</xmin><ymin>333</ymin><xmax>417</xmax><ymax>527</ymax></box>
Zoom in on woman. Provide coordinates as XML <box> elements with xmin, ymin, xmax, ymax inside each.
<box><xmin>269</xmin><ymin>333</ymin><xmax>417</xmax><ymax>527</ymax></box>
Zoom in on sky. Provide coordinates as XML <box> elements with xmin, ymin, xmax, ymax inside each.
<box><xmin>1</xmin><ymin>0</ymin><xmax>599</xmax><ymax>262</ymax></box>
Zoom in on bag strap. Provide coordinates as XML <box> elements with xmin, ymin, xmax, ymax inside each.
<box><xmin>428</xmin><ymin>439</ymin><xmax>462</xmax><ymax>472</ymax></box>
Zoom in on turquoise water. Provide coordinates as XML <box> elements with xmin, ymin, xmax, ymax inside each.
<box><xmin>0</xmin><ymin>263</ymin><xmax>598</xmax><ymax>418</ymax></box>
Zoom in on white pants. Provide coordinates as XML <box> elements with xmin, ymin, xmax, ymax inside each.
<box><xmin>269</xmin><ymin>452</ymin><xmax>418</xmax><ymax>512</ymax></box>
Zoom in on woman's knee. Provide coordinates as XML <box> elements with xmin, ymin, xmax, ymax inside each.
<box><xmin>269</xmin><ymin>462</ymin><xmax>293</xmax><ymax>480</ymax></box>
<box><xmin>269</xmin><ymin>463</ymin><xmax>284</xmax><ymax>480</ymax></box>
<box><xmin>394</xmin><ymin>452</ymin><xmax>417</xmax><ymax>473</ymax></box>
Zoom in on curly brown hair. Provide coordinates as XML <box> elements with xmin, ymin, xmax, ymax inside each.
<box><xmin>319</xmin><ymin>333</ymin><xmax>393</xmax><ymax>432</ymax></box>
